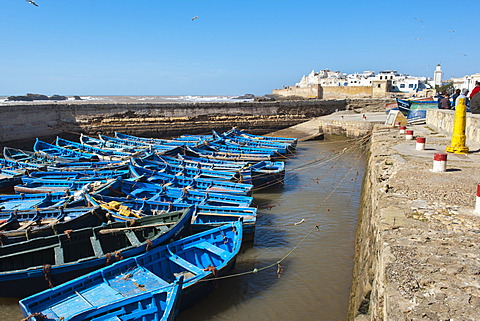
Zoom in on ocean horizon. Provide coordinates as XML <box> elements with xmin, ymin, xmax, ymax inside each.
<box><xmin>0</xmin><ymin>95</ymin><xmax>255</xmax><ymax>104</ymax></box>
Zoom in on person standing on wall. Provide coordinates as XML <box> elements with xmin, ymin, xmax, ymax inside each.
<box><xmin>470</xmin><ymin>86</ymin><xmax>480</xmax><ymax>114</ymax></box>
<box><xmin>440</xmin><ymin>93</ymin><xmax>452</xmax><ymax>109</ymax></box>
<box><xmin>454</xmin><ymin>89</ymin><xmax>469</xmax><ymax>109</ymax></box>
<box><xmin>469</xmin><ymin>81</ymin><xmax>480</xmax><ymax>99</ymax></box>
<box><xmin>451</xmin><ymin>89</ymin><xmax>461</xmax><ymax>107</ymax></box>
<box><xmin>436</xmin><ymin>91</ymin><xmax>444</xmax><ymax>109</ymax></box>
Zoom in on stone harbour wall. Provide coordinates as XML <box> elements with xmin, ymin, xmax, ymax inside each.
<box><xmin>0</xmin><ymin>99</ymin><xmax>391</xmax><ymax>144</ymax></box>
<box><xmin>426</xmin><ymin>109</ymin><xmax>480</xmax><ymax>145</ymax></box>
<box><xmin>349</xmin><ymin>122</ymin><xmax>480</xmax><ymax>320</ymax></box>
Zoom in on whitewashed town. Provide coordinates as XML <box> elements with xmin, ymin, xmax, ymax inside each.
<box><xmin>273</xmin><ymin>64</ymin><xmax>480</xmax><ymax>100</ymax></box>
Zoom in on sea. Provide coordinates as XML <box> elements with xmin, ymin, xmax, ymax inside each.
<box><xmin>0</xmin><ymin>95</ymin><xmax>255</xmax><ymax>104</ymax></box>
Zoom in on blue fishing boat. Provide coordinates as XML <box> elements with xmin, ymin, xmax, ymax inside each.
<box><xmin>395</xmin><ymin>98</ymin><xmax>438</xmax><ymax>123</ymax></box>
<box><xmin>100</xmin><ymin>134</ymin><xmax>184</xmax><ymax>155</ymax></box>
<box><xmin>34</xmin><ymin>139</ymin><xmax>101</xmax><ymax>162</ymax></box>
<box><xmin>0</xmin><ymin>157</ymin><xmax>47</xmax><ymax>171</ymax></box>
<box><xmin>0</xmin><ymin>207</ymin><xmax>108</xmax><ymax>245</ymax></box>
<box><xmin>214</xmin><ymin>130</ymin><xmax>292</xmax><ymax>155</ymax></box>
<box><xmin>48</xmin><ymin>160</ymin><xmax>127</xmax><ymax>171</ymax></box>
<box><xmin>27</xmin><ymin>168</ymin><xmax>129</xmax><ymax>180</ymax></box>
<box><xmin>92</xmin><ymin>177</ymin><xmax>253</xmax><ymax>207</ymax></box>
<box><xmin>242</xmin><ymin>160</ymin><xmax>285</xmax><ymax>188</ymax></box>
<box><xmin>115</xmin><ymin>132</ymin><xmax>190</xmax><ymax>147</ymax></box>
<box><xmin>20</xmin><ymin>220</ymin><xmax>242</xmax><ymax>316</ymax></box>
<box><xmin>205</xmin><ymin>140</ymin><xmax>280</xmax><ymax>157</ymax></box>
<box><xmin>21</xmin><ymin>278</ymin><xmax>183</xmax><ymax>321</ymax></box>
<box><xmin>132</xmin><ymin>157</ymin><xmax>238</xmax><ymax>181</ymax></box>
<box><xmin>3</xmin><ymin>146</ymin><xmax>64</xmax><ymax>164</ymax></box>
<box><xmin>185</xmin><ymin>146</ymin><xmax>272</xmax><ymax>162</ymax></box>
<box><xmin>150</xmin><ymin>154</ymin><xmax>248</xmax><ymax>171</ymax></box>
<box><xmin>15</xmin><ymin>177</ymin><xmax>114</xmax><ymax>194</ymax></box>
<box><xmin>55</xmin><ymin>137</ymin><xmax>133</xmax><ymax>159</ymax></box>
<box><xmin>175</xmin><ymin>134</ymin><xmax>213</xmax><ymax>143</ymax></box>
<box><xmin>129</xmin><ymin>164</ymin><xmax>253</xmax><ymax>195</ymax></box>
<box><xmin>151</xmin><ymin>154</ymin><xmax>284</xmax><ymax>188</ymax></box>
<box><xmin>0</xmin><ymin>207</ymin><xmax>193</xmax><ymax>297</ymax></box>
<box><xmin>80</xmin><ymin>134</ymin><xmax>150</xmax><ymax>156</ymax></box>
<box><xmin>87</xmin><ymin>194</ymin><xmax>257</xmax><ymax>239</ymax></box>
<box><xmin>225</xmin><ymin>127</ymin><xmax>298</xmax><ymax>149</ymax></box>
<box><xmin>0</xmin><ymin>192</ymin><xmax>78</xmax><ymax>211</ymax></box>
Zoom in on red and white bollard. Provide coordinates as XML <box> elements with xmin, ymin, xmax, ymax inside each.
<box><xmin>416</xmin><ymin>137</ymin><xmax>426</xmax><ymax>150</ymax></box>
<box><xmin>475</xmin><ymin>184</ymin><xmax>480</xmax><ymax>214</ymax></box>
<box><xmin>399</xmin><ymin>126</ymin><xmax>406</xmax><ymax>134</ymax></box>
<box><xmin>405</xmin><ymin>130</ymin><xmax>414</xmax><ymax>140</ymax></box>
<box><xmin>432</xmin><ymin>153</ymin><xmax>447</xmax><ymax>172</ymax></box>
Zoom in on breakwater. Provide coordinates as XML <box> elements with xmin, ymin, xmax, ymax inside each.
<box><xmin>0</xmin><ymin>98</ymin><xmax>391</xmax><ymax>145</ymax></box>
<box><xmin>270</xmin><ymin>110</ymin><xmax>480</xmax><ymax>320</ymax></box>
<box><xmin>349</xmin><ymin>113</ymin><xmax>480</xmax><ymax>320</ymax></box>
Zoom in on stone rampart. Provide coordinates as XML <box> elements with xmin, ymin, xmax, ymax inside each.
<box><xmin>426</xmin><ymin>109</ymin><xmax>480</xmax><ymax>145</ymax></box>
<box><xmin>272</xmin><ymin>85</ymin><xmax>321</xmax><ymax>98</ymax></box>
<box><xmin>0</xmin><ymin>100</ymin><xmax>345</xmax><ymax>144</ymax></box>
<box><xmin>322</xmin><ymin>86</ymin><xmax>373</xmax><ymax>99</ymax></box>
<box><xmin>0</xmin><ymin>98</ymin><xmax>396</xmax><ymax>145</ymax></box>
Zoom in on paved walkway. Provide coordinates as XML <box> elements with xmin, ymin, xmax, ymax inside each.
<box><xmin>352</xmin><ymin>121</ymin><xmax>480</xmax><ymax>320</ymax></box>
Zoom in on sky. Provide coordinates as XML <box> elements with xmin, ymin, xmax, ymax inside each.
<box><xmin>0</xmin><ymin>0</ymin><xmax>478</xmax><ymax>96</ymax></box>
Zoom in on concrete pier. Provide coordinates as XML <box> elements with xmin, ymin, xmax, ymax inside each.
<box><xmin>271</xmin><ymin>110</ymin><xmax>480</xmax><ymax>320</ymax></box>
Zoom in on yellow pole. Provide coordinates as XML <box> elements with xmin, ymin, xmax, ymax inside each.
<box><xmin>446</xmin><ymin>98</ymin><xmax>469</xmax><ymax>154</ymax></box>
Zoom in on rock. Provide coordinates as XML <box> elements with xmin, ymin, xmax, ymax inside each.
<box><xmin>49</xmin><ymin>94</ymin><xmax>68</xmax><ymax>101</ymax></box>
<box><xmin>7</xmin><ymin>95</ymin><xmax>33</xmax><ymax>101</ymax></box>
<box><xmin>254</xmin><ymin>95</ymin><xmax>276</xmax><ymax>102</ymax></box>
<box><xmin>233</xmin><ymin>94</ymin><xmax>255</xmax><ymax>100</ymax></box>
<box><xmin>73</xmin><ymin>96</ymin><xmax>83</xmax><ymax>100</ymax></box>
<box><xmin>7</xmin><ymin>93</ymin><xmax>51</xmax><ymax>101</ymax></box>
<box><xmin>26</xmin><ymin>93</ymin><xmax>50</xmax><ymax>100</ymax></box>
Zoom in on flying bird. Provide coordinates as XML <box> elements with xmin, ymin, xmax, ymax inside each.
<box><xmin>192</xmin><ymin>16</ymin><xmax>198</xmax><ymax>21</ymax></box>
<box><xmin>26</xmin><ymin>0</ymin><xmax>38</xmax><ymax>6</ymax></box>
<box><xmin>414</xmin><ymin>18</ymin><xmax>423</xmax><ymax>23</ymax></box>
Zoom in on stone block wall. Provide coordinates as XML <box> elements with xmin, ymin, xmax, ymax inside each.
<box><xmin>426</xmin><ymin>110</ymin><xmax>480</xmax><ymax>145</ymax></box>
<box><xmin>322</xmin><ymin>86</ymin><xmax>373</xmax><ymax>99</ymax></box>
<box><xmin>272</xmin><ymin>85</ymin><xmax>321</xmax><ymax>98</ymax></box>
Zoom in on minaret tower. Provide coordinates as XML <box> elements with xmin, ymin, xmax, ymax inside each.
<box><xmin>434</xmin><ymin>64</ymin><xmax>443</xmax><ymax>87</ymax></box>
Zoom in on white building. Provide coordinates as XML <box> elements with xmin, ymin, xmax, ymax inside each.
<box><xmin>450</xmin><ymin>73</ymin><xmax>480</xmax><ymax>93</ymax></box>
<box><xmin>295</xmin><ymin>69</ymin><xmax>346</xmax><ymax>87</ymax></box>
<box><xmin>294</xmin><ymin>68</ymin><xmax>431</xmax><ymax>93</ymax></box>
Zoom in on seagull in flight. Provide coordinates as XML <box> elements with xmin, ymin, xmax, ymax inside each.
<box><xmin>414</xmin><ymin>17</ymin><xmax>423</xmax><ymax>23</ymax></box>
<box><xmin>26</xmin><ymin>0</ymin><xmax>38</xmax><ymax>6</ymax></box>
<box><xmin>192</xmin><ymin>16</ymin><xmax>198</xmax><ymax>21</ymax></box>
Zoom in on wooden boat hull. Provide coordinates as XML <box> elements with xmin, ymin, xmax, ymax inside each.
<box><xmin>87</xmin><ymin>194</ymin><xmax>257</xmax><ymax>240</ymax></box>
<box><xmin>0</xmin><ymin>207</ymin><xmax>108</xmax><ymax>245</ymax></box>
<box><xmin>130</xmin><ymin>165</ymin><xmax>253</xmax><ymax>196</ymax></box>
<box><xmin>20</xmin><ymin>221</ymin><xmax>242</xmax><ymax>317</ymax></box>
<box><xmin>93</xmin><ymin>178</ymin><xmax>253</xmax><ymax>207</ymax></box>
<box><xmin>0</xmin><ymin>207</ymin><xmax>193</xmax><ymax>298</ymax></box>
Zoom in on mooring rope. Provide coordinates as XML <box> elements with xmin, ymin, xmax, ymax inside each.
<box><xmin>196</xmin><ymin>136</ymin><xmax>369</xmax><ymax>282</ymax></box>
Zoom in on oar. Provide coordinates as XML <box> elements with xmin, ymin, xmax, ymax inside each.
<box><xmin>98</xmin><ymin>222</ymin><xmax>175</xmax><ymax>234</ymax></box>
